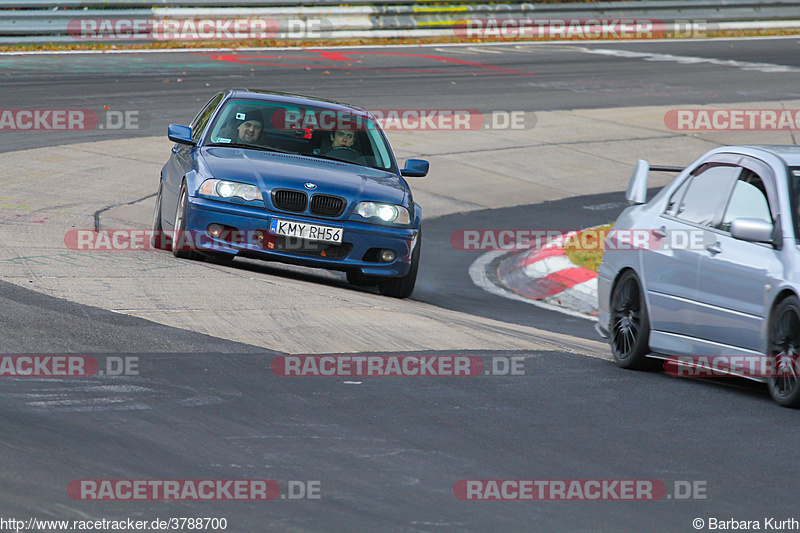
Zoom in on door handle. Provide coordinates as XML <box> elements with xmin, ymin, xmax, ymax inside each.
<box><xmin>706</xmin><ymin>242</ymin><xmax>722</xmax><ymax>255</ymax></box>
<box><xmin>652</xmin><ymin>226</ymin><xmax>667</xmax><ymax>239</ymax></box>
<box><xmin>172</xmin><ymin>146</ymin><xmax>180</xmax><ymax>153</ymax></box>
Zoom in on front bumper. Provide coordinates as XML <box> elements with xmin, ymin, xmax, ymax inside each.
<box><xmin>184</xmin><ymin>196</ymin><xmax>418</xmax><ymax>277</ymax></box>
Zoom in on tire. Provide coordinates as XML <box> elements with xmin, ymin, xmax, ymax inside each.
<box><xmin>150</xmin><ymin>179</ymin><xmax>170</xmax><ymax>250</ymax></box>
<box><xmin>172</xmin><ymin>181</ymin><xmax>202</xmax><ymax>260</ymax></box>
<box><xmin>347</xmin><ymin>271</ymin><xmax>378</xmax><ymax>287</ymax></box>
<box><xmin>609</xmin><ymin>270</ymin><xmax>656</xmax><ymax>370</ymax></box>
<box><xmin>767</xmin><ymin>296</ymin><xmax>800</xmax><ymax>407</ymax></box>
<box><xmin>378</xmin><ymin>228</ymin><xmax>421</xmax><ymax>299</ymax></box>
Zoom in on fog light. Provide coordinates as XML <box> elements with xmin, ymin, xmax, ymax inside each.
<box><xmin>379</xmin><ymin>249</ymin><xmax>396</xmax><ymax>263</ymax></box>
<box><xmin>207</xmin><ymin>224</ymin><xmax>225</xmax><ymax>238</ymax></box>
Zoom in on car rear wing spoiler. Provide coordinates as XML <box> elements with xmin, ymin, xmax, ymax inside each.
<box><xmin>625</xmin><ymin>160</ymin><xmax>684</xmax><ymax>205</ymax></box>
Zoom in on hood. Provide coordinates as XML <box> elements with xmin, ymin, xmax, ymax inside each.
<box><xmin>199</xmin><ymin>147</ymin><xmax>408</xmax><ymax>206</ymax></box>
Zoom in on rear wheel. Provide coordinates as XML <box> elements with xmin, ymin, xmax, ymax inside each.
<box><xmin>150</xmin><ymin>179</ymin><xmax>170</xmax><ymax>250</ymax></box>
<box><xmin>172</xmin><ymin>181</ymin><xmax>203</xmax><ymax>260</ymax></box>
<box><xmin>378</xmin><ymin>228</ymin><xmax>421</xmax><ymax>299</ymax></box>
<box><xmin>767</xmin><ymin>296</ymin><xmax>800</xmax><ymax>407</ymax></box>
<box><xmin>609</xmin><ymin>270</ymin><xmax>656</xmax><ymax>370</ymax></box>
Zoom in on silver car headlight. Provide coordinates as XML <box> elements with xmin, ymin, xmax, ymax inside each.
<box><xmin>355</xmin><ymin>202</ymin><xmax>410</xmax><ymax>224</ymax></box>
<box><xmin>200</xmin><ymin>179</ymin><xmax>263</xmax><ymax>202</ymax></box>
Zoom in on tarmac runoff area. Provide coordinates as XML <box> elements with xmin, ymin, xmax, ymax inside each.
<box><xmin>1</xmin><ymin>100</ymin><xmax>797</xmax><ymax>357</ymax></box>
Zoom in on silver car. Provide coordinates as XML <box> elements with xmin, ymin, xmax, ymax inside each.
<box><xmin>596</xmin><ymin>145</ymin><xmax>800</xmax><ymax>407</ymax></box>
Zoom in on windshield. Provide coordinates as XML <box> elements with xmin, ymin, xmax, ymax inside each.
<box><xmin>205</xmin><ymin>98</ymin><xmax>396</xmax><ymax>172</ymax></box>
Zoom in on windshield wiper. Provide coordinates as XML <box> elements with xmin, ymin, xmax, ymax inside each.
<box><xmin>299</xmin><ymin>151</ymin><xmax>376</xmax><ymax>168</ymax></box>
<box><xmin>299</xmin><ymin>151</ymin><xmax>344</xmax><ymax>162</ymax></box>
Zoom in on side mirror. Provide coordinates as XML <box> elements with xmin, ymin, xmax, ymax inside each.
<box><xmin>729</xmin><ymin>218</ymin><xmax>774</xmax><ymax>244</ymax></box>
<box><xmin>168</xmin><ymin>124</ymin><xmax>196</xmax><ymax>146</ymax></box>
<box><xmin>401</xmin><ymin>159</ymin><xmax>429</xmax><ymax>178</ymax></box>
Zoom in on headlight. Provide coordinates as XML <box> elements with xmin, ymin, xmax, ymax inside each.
<box><xmin>200</xmin><ymin>179</ymin><xmax>263</xmax><ymax>202</ymax></box>
<box><xmin>355</xmin><ymin>202</ymin><xmax>410</xmax><ymax>224</ymax></box>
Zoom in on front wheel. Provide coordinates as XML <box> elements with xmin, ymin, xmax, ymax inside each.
<box><xmin>609</xmin><ymin>270</ymin><xmax>655</xmax><ymax>369</ymax></box>
<box><xmin>150</xmin><ymin>179</ymin><xmax>170</xmax><ymax>250</ymax></box>
<box><xmin>767</xmin><ymin>296</ymin><xmax>800</xmax><ymax>407</ymax></box>
<box><xmin>172</xmin><ymin>181</ymin><xmax>202</xmax><ymax>260</ymax></box>
<box><xmin>378</xmin><ymin>229</ymin><xmax>421</xmax><ymax>299</ymax></box>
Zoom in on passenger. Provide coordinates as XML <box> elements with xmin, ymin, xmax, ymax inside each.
<box><xmin>234</xmin><ymin>110</ymin><xmax>264</xmax><ymax>144</ymax></box>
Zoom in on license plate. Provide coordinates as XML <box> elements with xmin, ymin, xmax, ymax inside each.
<box><xmin>269</xmin><ymin>219</ymin><xmax>343</xmax><ymax>244</ymax></box>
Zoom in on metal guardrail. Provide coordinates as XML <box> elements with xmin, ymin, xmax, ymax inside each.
<box><xmin>2</xmin><ymin>0</ymin><xmax>799</xmax><ymax>9</ymax></box>
<box><xmin>2</xmin><ymin>0</ymin><xmax>800</xmax><ymax>45</ymax></box>
<box><xmin>0</xmin><ymin>0</ymin><xmax>669</xmax><ymax>6</ymax></box>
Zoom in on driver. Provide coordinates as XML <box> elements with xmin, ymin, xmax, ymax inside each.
<box><xmin>329</xmin><ymin>130</ymin><xmax>357</xmax><ymax>151</ymax></box>
<box><xmin>323</xmin><ymin>129</ymin><xmax>367</xmax><ymax>165</ymax></box>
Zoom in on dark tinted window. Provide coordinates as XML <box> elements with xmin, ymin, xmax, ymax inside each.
<box><xmin>673</xmin><ymin>165</ymin><xmax>741</xmax><ymax>226</ymax></box>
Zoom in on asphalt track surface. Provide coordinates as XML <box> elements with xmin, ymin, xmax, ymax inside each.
<box><xmin>3</xmin><ymin>37</ymin><xmax>800</xmax><ymax>153</ymax></box>
<box><xmin>2</xmin><ymin>38</ymin><xmax>800</xmax><ymax>530</ymax></box>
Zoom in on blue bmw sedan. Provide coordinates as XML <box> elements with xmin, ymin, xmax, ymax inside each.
<box><xmin>151</xmin><ymin>89</ymin><xmax>428</xmax><ymax>298</ymax></box>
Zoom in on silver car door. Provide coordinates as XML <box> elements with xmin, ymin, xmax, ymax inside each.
<box><xmin>694</xmin><ymin>159</ymin><xmax>782</xmax><ymax>354</ymax></box>
<box><xmin>642</xmin><ymin>162</ymin><xmax>741</xmax><ymax>353</ymax></box>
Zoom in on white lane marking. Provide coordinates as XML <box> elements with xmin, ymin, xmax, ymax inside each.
<box><xmin>468</xmin><ymin>250</ymin><xmax>596</xmax><ymax>321</ymax></box>
<box><xmin>467</xmin><ymin>46</ymin><xmax>504</xmax><ymax>54</ymax></box>
<box><xmin>26</xmin><ymin>397</ymin><xmax>151</xmax><ymax>411</ymax></box>
<box><xmin>581</xmin><ymin>48</ymin><xmax>800</xmax><ymax>73</ymax></box>
<box><xmin>82</xmin><ymin>385</ymin><xmax>154</xmax><ymax>393</ymax></box>
<box><xmin>177</xmin><ymin>396</ymin><xmax>225</xmax><ymax>407</ymax></box>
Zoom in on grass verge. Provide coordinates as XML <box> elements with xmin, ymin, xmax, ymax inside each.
<box><xmin>563</xmin><ymin>223</ymin><xmax>613</xmax><ymax>273</ymax></box>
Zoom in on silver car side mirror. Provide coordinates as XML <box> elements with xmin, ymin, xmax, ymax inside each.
<box><xmin>729</xmin><ymin>218</ymin><xmax>774</xmax><ymax>244</ymax></box>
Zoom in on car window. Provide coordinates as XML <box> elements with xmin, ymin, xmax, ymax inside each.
<box><xmin>191</xmin><ymin>93</ymin><xmax>224</xmax><ymax>141</ymax></box>
<box><xmin>790</xmin><ymin>167</ymin><xmax>800</xmax><ymax>243</ymax></box>
<box><xmin>719</xmin><ymin>171</ymin><xmax>772</xmax><ymax>232</ymax></box>
<box><xmin>670</xmin><ymin>164</ymin><xmax>741</xmax><ymax>226</ymax></box>
<box><xmin>204</xmin><ymin>98</ymin><xmax>397</xmax><ymax>172</ymax></box>
<box><xmin>664</xmin><ymin>176</ymin><xmax>691</xmax><ymax>217</ymax></box>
